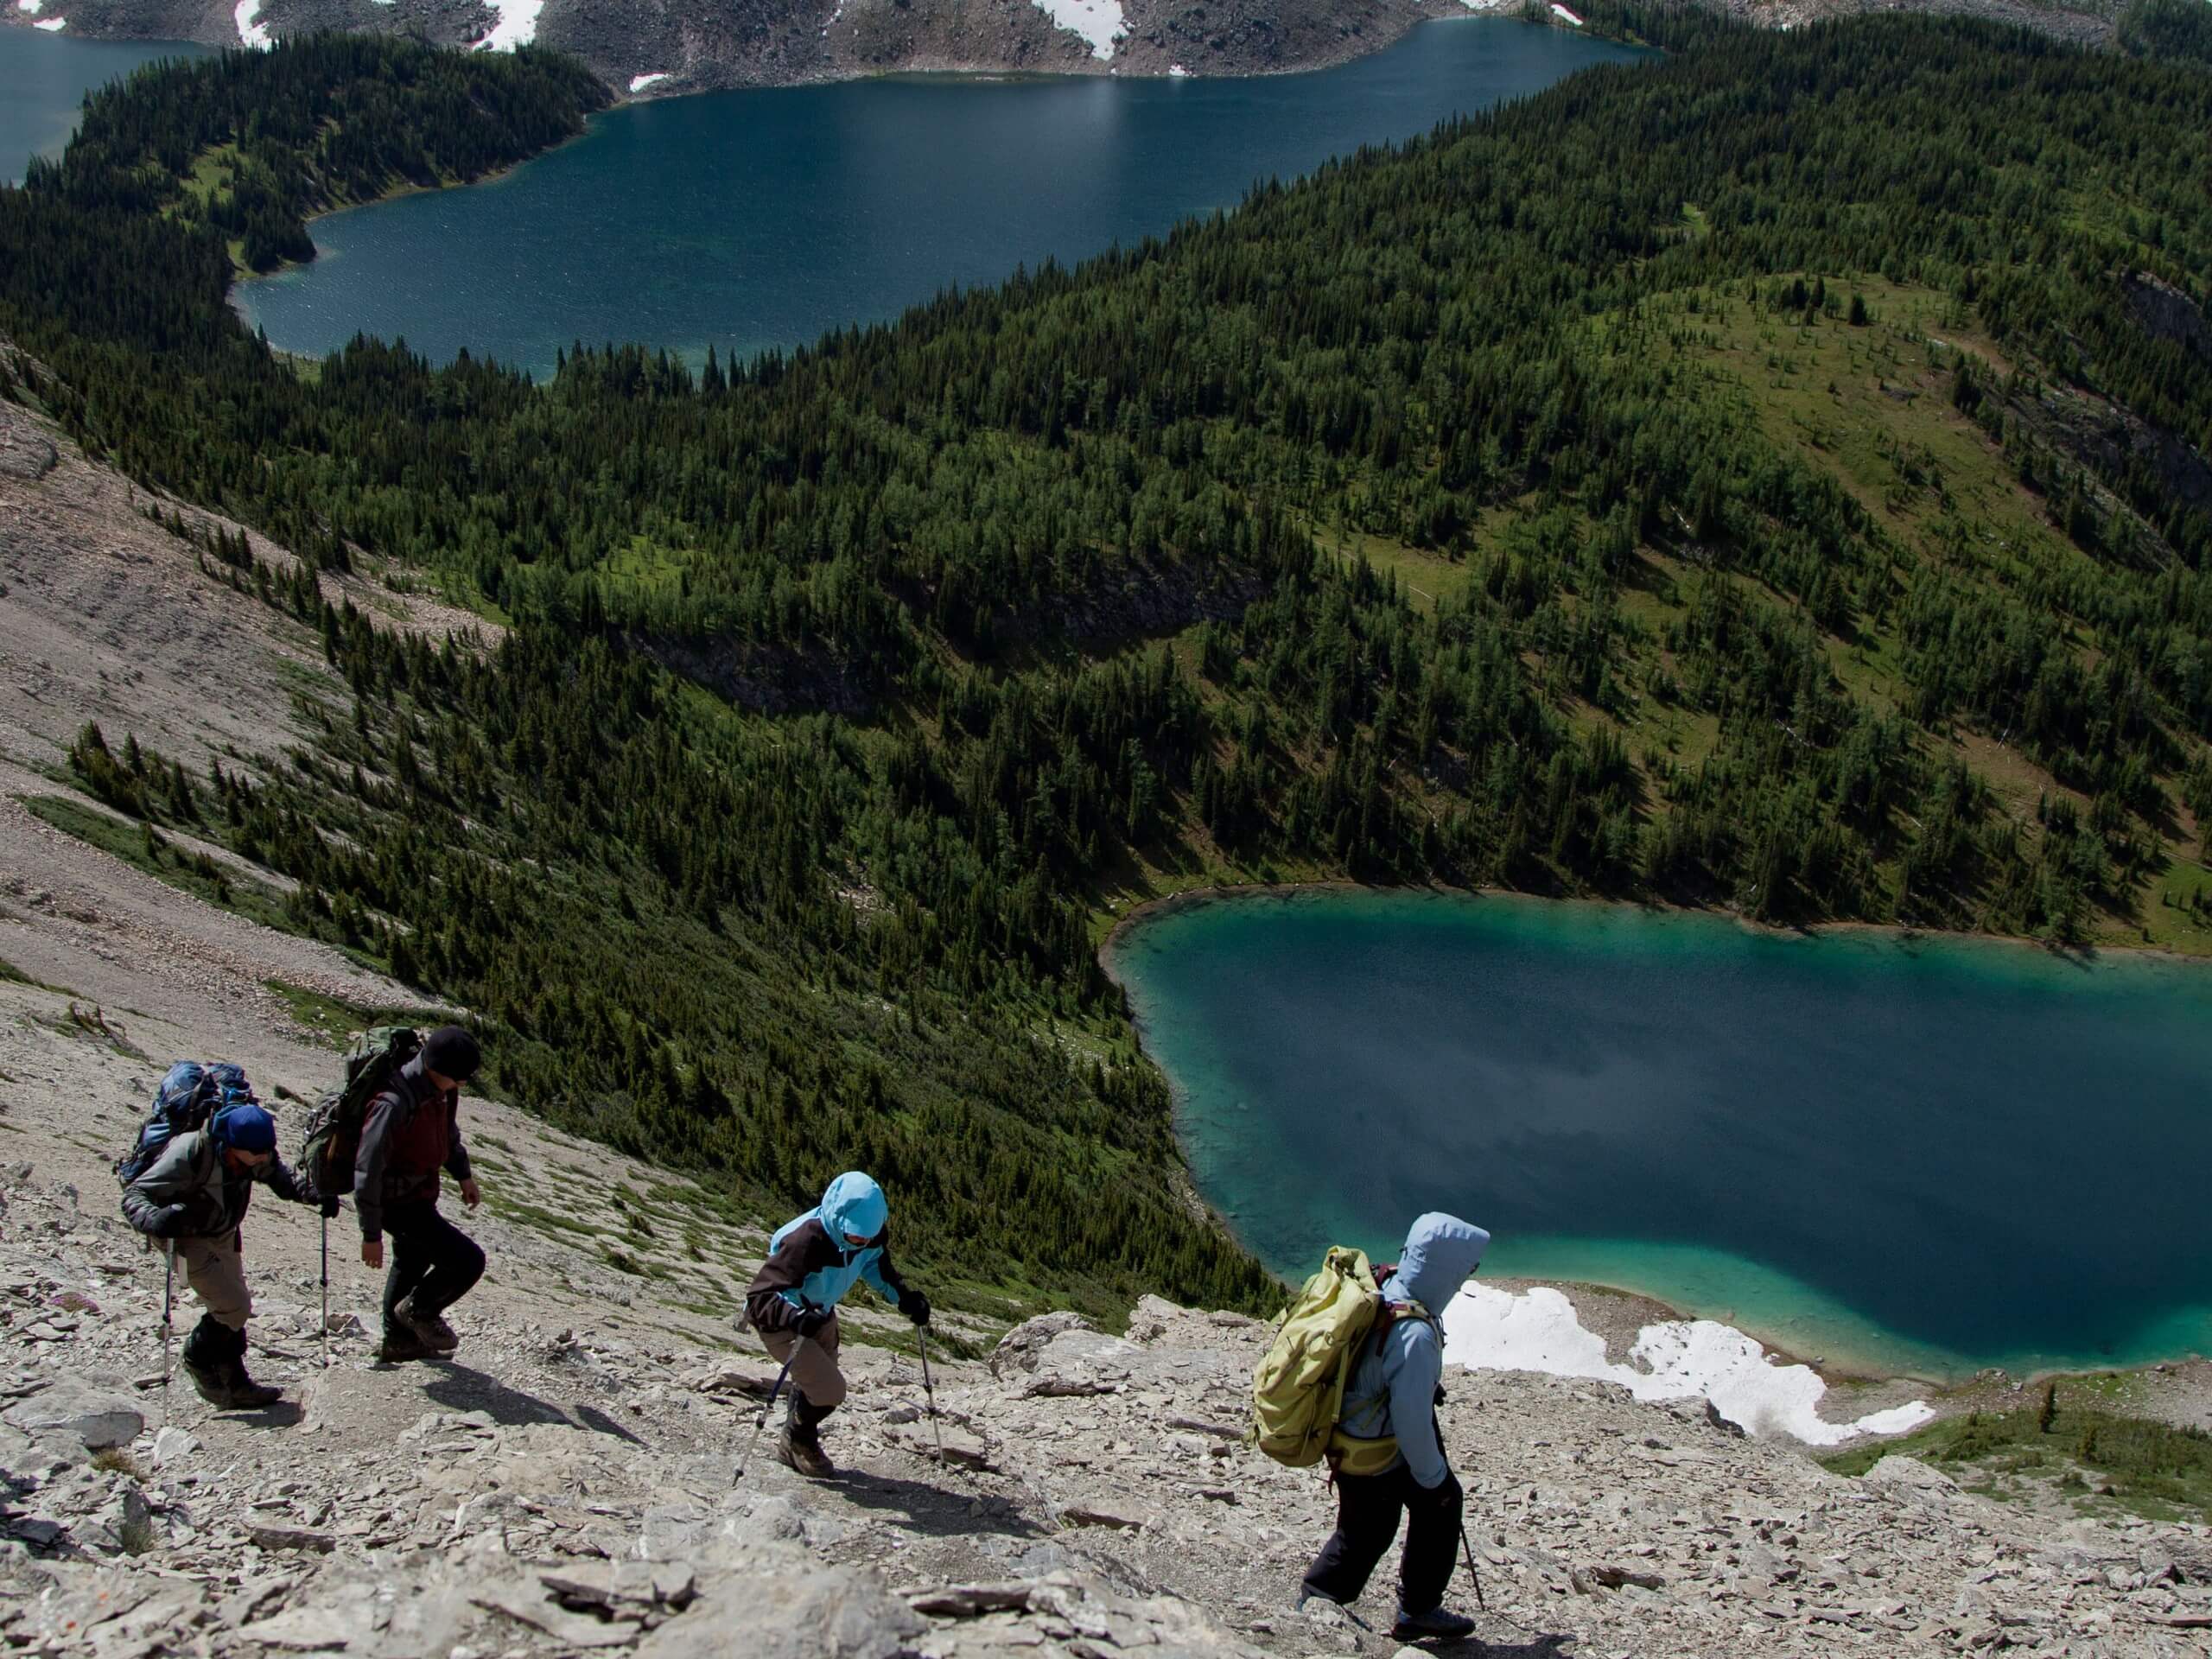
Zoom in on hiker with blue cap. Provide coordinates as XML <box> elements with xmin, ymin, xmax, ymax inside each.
<box><xmin>122</xmin><ymin>1084</ymin><xmax>315</xmax><ymax>1408</ymax></box>
<box><xmin>743</xmin><ymin>1172</ymin><xmax>931</xmax><ymax>1478</ymax></box>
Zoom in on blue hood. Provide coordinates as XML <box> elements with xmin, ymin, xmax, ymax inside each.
<box><xmin>1390</xmin><ymin>1211</ymin><xmax>1489</xmax><ymax>1313</ymax></box>
<box><xmin>819</xmin><ymin>1172</ymin><xmax>887</xmax><ymax>1245</ymax></box>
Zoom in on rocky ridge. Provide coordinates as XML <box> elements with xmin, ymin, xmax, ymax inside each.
<box><xmin>8</xmin><ymin>0</ymin><xmax>2117</xmax><ymax>94</ymax></box>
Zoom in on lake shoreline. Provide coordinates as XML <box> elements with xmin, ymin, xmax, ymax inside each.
<box><xmin>1098</xmin><ymin>875</ymin><xmax>2212</xmax><ymax>970</ymax></box>
<box><xmin>226</xmin><ymin>124</ymin><xmax>601</xmax><ymax>340</ymax></box>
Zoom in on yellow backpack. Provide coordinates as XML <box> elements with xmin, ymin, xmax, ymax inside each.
<box><xmin>1250</xmin><ymin>1247</ymin><xmax>1427</xmax><ymax>1477</ymax></box>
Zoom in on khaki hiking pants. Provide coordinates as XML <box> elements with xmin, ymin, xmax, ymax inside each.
<box><xmin>175</xmin><ymin>1230</ymin><xmax>251</xmax><ymax>1331</ymax></box>
<box><xmin>760</xmin><ymin>1313</ymin><xmax>845</xmax><ymax>1409</ymax></box>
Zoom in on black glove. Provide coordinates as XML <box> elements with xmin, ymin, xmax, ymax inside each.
<box><xmin>793</xmin><ymin>1306</ymin><xmax>831</xmax><ymax>1340</ymax></box>
<box><xmin>1417</xmin><ymin>1471</ymin><xmax>1465</xmax><ymax>1511</ymax></box>
<box><xmin>319</xmin><ymin>1195</ymin><xmax>342</xmax><ymax>1218</ymax></box>
<box><xmin>900</xmin><ymin>1288</ymin><xmax>931</xmax><ymax>1328</ymax></box>
<box><xmin>147</xmin><ymin>1204</ymin><xmax>191</xmax><ymax>1240</ymax></box>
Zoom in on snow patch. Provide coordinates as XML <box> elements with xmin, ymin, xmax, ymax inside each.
<box><xmin>473</xmin><ymin>0</ymin><xmax>544</xmax><ymax>52</ymax></box>
<box><xmin>1167</xmin><ymin>63</ymin><xmax>1189</xmax><ymax>78</ymax></box>
<box><xmin>1032</xmin><ymin>0</ymin><xmax>1124</xmax><ymax>60</ymax></box>
<box><xmin>33</xmin><ymin>12</ymin><xmax>65</xmax><ymax>25</ymax></box>
<box><xmin>233</xmin><ymin>0</ymin><xmax>271</xmax><ymax>48</ymax></box>
<box><xmin>627</xmin><ymin>72</ymin><xmax>671</xmax><ymax>93</ymax></box>
<box><xmin>1440</xmin><ymin>1282</ymin><xmax>1935</xmax><ymax>1446</ymax></box>
<box><xmin>1550</xmin><ymin>3</ymin><xmax>1585</xmax><ymax>22</ymax></box>
<box><xmin>16</xmin><ymin>0</ymin><xmax>42</xmax><ymax>15</ymax></box>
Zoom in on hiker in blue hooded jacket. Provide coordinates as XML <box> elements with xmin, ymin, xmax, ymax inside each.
<box><xmin>121</xmin><ymin>1100</ymin><xmax>313</xmax><ymax>1409</ymax></box>
<box><xmin>1300</xmin><ymin>1211</ymin><xmax>1491</xmax><ymax>1643</ymax></box>
<box><xmin>743</xmin><ymin>1172</ymin><xmax>930</xmax><ymax>1478</ymax></box>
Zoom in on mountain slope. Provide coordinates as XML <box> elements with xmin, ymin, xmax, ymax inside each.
<box><xmin>4</xmin><ymin>980</ymin><xmax>2210</xmax><ymax>1657</ymax></box>
<box><xmin>4</xmin><ymin>17</ymin><xmax>2212</xmax><ymax>1324</ymax></box>
<box><xmin>13</xmin><ymin>0</ymin><xmax>2124</xmax><ymax>92</ymax></box>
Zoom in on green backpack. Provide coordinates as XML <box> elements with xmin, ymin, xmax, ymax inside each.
<box><xmin>1250</xmin><ymin>1246</ymin><xmax>1427</xmax><ymax>1477</ymax></box>
<box><xmin>297</xmin><ymin>1026</ymin><xmax>420</xmax><ymax>1199</ymax></box>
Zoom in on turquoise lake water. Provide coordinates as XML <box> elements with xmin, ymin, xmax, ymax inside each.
<box><xmin>1109</xmin><ymin>891</ymin><xmax>2212</xmax><ymax>1381</ymax></box>
<box><xmin>1</xmin><ymin>31</ymin><xmax>209</xmax><ymax>187</ymax></box>
<box><xmin>235</xmin><ymin>19</ymin><xmax>1647</xmax><ymax>378</ymax></box>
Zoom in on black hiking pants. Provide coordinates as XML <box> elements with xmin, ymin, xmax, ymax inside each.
<box><xmin>381</xmin><ymin>1201</ymin><xmax>485</xmax><ymax>1332</ymax></box>
<box><xmin>1302</xmin><ymin>1464</ymin><xmax>1462</xmax><ymax>1617</ymax></box>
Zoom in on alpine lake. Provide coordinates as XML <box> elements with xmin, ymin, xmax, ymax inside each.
<box><xmin>1109</xmin><ymin>890</ymin><xmax>2212</xmax><ymax>1383</ymax></box>
<box><xmin>2</xmin><ymin>30</ymin><xmax>211</xmax><ymax>187</ymax></box>
<box><xmin>232</xmin><ymin>18</ymin><xmax>1647</xmax><ymax>376</ymax></box>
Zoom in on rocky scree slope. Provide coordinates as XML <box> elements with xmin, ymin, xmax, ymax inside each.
<box><xmin>11</xmin><ymin>0</ymin><xmax>1496</xmax><ymax>91</ymax></box>
<box><xmin>6</xmin><ymin>1100</ymin><xmax>2212</xmax><ymax>1659</ymax></box>
<box><xmin>12</xmin><ymin>0</ymin><xmax>2118</xmax><ymax>90</ymax></box>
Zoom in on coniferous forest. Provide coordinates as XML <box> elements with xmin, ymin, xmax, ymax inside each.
<box><xmin>3</xmin><ymin>12</ymin><xmax>2209</xmax><ymax>1317</ymax></box>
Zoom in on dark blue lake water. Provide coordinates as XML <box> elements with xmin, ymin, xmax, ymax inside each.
<box><xmin>1109</xmin><ymin>891</ymin><xmax>2212</xmax><ymax>1381</ymax></box>
<box><xmin>1</xmin><ymin>30</ymin><xmax>210</xmax><ymax>186</ymax></box>
<box><xmin>235</xmin><ymin>19</ymin><xmax>1646</xmax><ymax>377</ymax></box>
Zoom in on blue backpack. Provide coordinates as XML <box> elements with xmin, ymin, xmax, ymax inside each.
<box><xmin>115</xmin><ymin>1062</ymin><xmax>257</xmax><ymax>1186</ymax></box>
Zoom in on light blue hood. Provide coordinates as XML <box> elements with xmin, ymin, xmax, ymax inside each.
<box><xmin>1389</xmin><ymin>1211</ymin><xmax>1489</xmax><ymax>1314</ymax></box>
<box><xmin>1338</xmin><ymin>1211</ymin><xmax>1490</xmax><ymax>1490</ymax></box>
<box><xmin>820</xmin><ymin>1172</ymin><xmax>887</xmax><ymax>1243</ymax></box>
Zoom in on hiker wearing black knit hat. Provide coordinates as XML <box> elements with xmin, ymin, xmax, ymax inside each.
<box><xmin>122</xmin><ymin>1093</ymin><xmax>315</xmax><ymax>1408</ymax></box>
<box><xmin>353</xmin><ymin>1024</ymin><xmax>488</xmax><ymax>1362</ymax></box>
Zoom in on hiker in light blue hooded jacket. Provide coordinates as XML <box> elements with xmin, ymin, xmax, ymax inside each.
<box><xmin>742</xmin><ymin>1172</ymin><xmax>930</xmax><ymax>1478</ymax></box>
<box><xmin>1300</xmin><ymin>1211</ymin><xmax>1490</xmax><ymax>1643</ymax></box>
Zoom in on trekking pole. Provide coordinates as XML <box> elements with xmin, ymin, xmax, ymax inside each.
<box><xmin>159</xmin><ymin>1242</ymin><xmax>176</xmax><ymax>1420</ymax></box>
<box><xmin>916</xmin><ymin>1323</ymin><xmax>948</xmax><ymax>1469</ymax></box>
<box><xmin>318</xmin><ymin>1210</ymin><xmax>330</xmax><ymax>1370</ymax></box>
<box><xmin>1459</xmin><ymin>1519</ymin><xmax>1488</xmax><ymax>1612</ymax></box>
<box><xmin>734</xmin><ymin>1337</ymin><xmax>804</xmax><ymax>1485</ymax></box>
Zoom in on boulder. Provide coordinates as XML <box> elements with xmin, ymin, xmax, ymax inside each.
<box><xmin>3</xmin><ymin>1376</ymin><xmax>143</xmax><ymax>1450</ymax></box>
<box><xmin>988</xmin><ymin>1311</ymin><xmax>1096</xmax><ymax>1378</ymax></box>
<box><xmin>1018</xmin><ymin>1327</ymin><xmax>1146</xmax><ymax>1398</ymax></box>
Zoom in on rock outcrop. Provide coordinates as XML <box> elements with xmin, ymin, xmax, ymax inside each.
<box><xmin>10</xmin><ymin>0</ymin><xmax>2114</xmax><ymax>93</ymax></box>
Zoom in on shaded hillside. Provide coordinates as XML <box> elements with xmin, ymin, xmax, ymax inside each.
<box><xmin>2</xmin><ymin>14</ymin><xmax>2210</xmax><ymax>1309</ymax></box>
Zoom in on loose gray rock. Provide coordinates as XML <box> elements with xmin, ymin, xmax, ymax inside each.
<box><xmin>2</xmin><ymin>1376</ymin><xmax>143</xmax><ymax>1449</ymax></box>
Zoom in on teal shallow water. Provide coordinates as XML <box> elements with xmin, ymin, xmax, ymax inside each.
<box><xmin>235</xmin><ymin>20</ymin><xmax>1646</xmax><ymax>378</ymax></box>
<box><xmin>1109</xmin><ymin>891</ymin><xmax>2212</xmax><ymax>1381</ymax></box>
<box><xmin>0</xmin><ymin>31</ymin><xmax>209</xmax><ymax>186</ymax></box>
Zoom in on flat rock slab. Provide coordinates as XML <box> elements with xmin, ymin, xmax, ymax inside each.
<box><xmin>638</xmin><ymin>1547</ymin><xmax>924</xmax><ymax>1659</ymax></box>
<box><xmin>2</xmin><ymin>1376</ymin><xmax>143</xmax><ymax>1449</ymax></box>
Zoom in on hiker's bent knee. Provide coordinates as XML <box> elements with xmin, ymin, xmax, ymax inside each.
<box><xmin>795</xmin><ymin>1345</ymin><xmax>848</xmax><ymax>1409</ymax></box>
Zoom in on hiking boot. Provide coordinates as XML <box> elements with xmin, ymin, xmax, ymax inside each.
<box><xmin>222</xmin><ymin>1364</ymin><xmax>283</xmax><ymax>1410</ymax></box>
<box><xmin>181</xmin><ymin>1316</ymin><xmax>235</xmax><ymax>1406</ymax></box>
<box><xmin>182</xmin><ymin>1357</ymin><xmax>235</xmax><ymax>1408</ymax></box>
<box><xmin>773</xmin><ymin>1433</ymin><xmax>836</xmax><ymax>1479</ymax></box>
<box><xmin>378</xmin><ymin>1325</ymin><xmax>435</xmax><ymax>1363</ymax></box>
<box><xmin>393</xmin><ymin>1294</ymin><xmax>459</xmax><ymax>1353</ymax></box>
<box><xmin>1389</xmin><ymin>1605</ymin><xmax>1478</xmax><ymax>1643</ymax></box>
